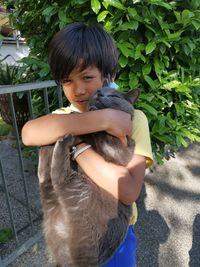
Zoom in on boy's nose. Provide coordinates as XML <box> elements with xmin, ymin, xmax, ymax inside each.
<box><xmin>74</xmin><ymin>84</ymin><xmax>86</xmax><ymax>96</ymax></box>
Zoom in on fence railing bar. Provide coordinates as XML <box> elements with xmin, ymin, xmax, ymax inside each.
<box><xmin>26</xmin><ymin>89</ymin><xmax>40</xmax><ymax>160</ymax></box>
<box><xmin>5</xmin><ymin>191</ymin><xmax>42</xmax><ymax>218</ymax></box>
<box><xmin>0</xmin><ymin>230</ymin><xmax>43</xmax><ymax>267</ymax></box>
<box><xmin>26</xmin><ymin>90</ymin><xmax>39</xmax><ymax>176</ymax></box>
<box><xmin>43</xmin><ymin>88</ymin><xmax>50</xmax><ymax>114</ymax></box>
<box><xmin>8</xmin><ymin>93</ymin><xmax>33</xmax><ymax>228</ymax></box>
<box><xmin>16</xmin><ymin>216</ymin><xmax>42</xmax><ymax>236</ymax></box>
<box><xmin>0</xmin><ymin>159</ymin><xmax>19</xmax><ymax>245</ymax></box>
<box><xmin>0</xmin><ymin>80</ymin><xmax>57</xmax><ymax>94</ymax></box>
<box><xmin>57</xmin><ymin>85</ymin><xmax>63</xmax><ymax>107</ymax></box>
<box><xmin>26</xmin><ymin>91</ymin><xmax>34</xmax><ymax>119</ymax></box>
<box><xmin>0</xmin><ymin>181</ymin><xmax>42</xmax><ymax>233</ymax></box>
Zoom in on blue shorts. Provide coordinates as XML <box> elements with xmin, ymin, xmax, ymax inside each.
<box><xmin>101</xmin><ymin>225</ymin><xmax>137</xmax><ymax>267</ymax></box>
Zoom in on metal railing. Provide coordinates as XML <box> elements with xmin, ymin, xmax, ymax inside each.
<box><xmin>0</xmin><ymin>80</ymin><xmax>62</xmax><ymax>266</ymax></box>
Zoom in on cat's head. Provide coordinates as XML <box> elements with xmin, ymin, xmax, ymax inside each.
<box><xmin>88</xmin><ymin>87</ymin><xmax>140</xmax><ymax>118</ymax></box>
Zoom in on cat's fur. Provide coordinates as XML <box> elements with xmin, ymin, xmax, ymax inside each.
<box><xmin>38</xmin><ymin>87</ymin><xmax>140</xmax><ymax>267</ymax></box>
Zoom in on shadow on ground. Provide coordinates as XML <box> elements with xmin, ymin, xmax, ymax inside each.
<box><xmin>135</xmin><ymin>142</ymin><xmax>200</xmax><ymax>267</ymax></box>
<box><xmin>135</xmin><ymin>185</ymin><xmax>170</xmax><ymax>267</ymax></box>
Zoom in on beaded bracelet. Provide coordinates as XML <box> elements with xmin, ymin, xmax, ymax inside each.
<box><xmin>71</xmin><ymin>144</ymin><xmax>92</xmax><ymax>160</ymax></box>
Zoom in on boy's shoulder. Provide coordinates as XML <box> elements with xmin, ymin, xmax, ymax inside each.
<box><xmin>133</xmin><ymin>109</ymin><xmax>148</xmax><ymax>126</ymax></box>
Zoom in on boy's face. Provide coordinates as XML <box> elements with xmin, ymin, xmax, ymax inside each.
<box><xmin>62</xmin><ymin>66</ymin><xmax>105</xmax><ymax>112</ymax></box>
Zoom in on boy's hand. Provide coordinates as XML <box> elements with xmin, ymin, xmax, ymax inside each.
<box><xmin>104</xmin><ymin>109</ymin><xmax>132</xmax><ymax>145</ymax></box>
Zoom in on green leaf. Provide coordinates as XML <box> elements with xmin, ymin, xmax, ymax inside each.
<box><xmin>119</xmin><ymin>55</ymin><xmax>128</xmax><ymax>68</ymax></box>
<box><xmin>186</xmin><ymin>39</ymin><xmax>196</xmax><ymax>51</ymax></box>
<box><xmin>115</xmin><ymin>21</ymin><xmax>139</xmax><ymax>32</ymax></box>
<box><xmin>182</xmin><ymin>9</ymin><xmax>194</xmax><ymax>21</ymax></box>
<box><xmin>97</xmin><ymin>11</ymin><xmax>109</xmax><ymax>22</ymax></box>
<box><xmin>154</xmin><ymin>58</ymin><xmax>164</xmax><ymax>76</ymax></box>
<box><xmin>155</xmin><ymin>94</ymin><xmax>168</xmax><ymax>104</ymax></box>
<box><xmin>174</xmin><ymin>11</ymin><xmax>181</xmax><ymax>23</ymax></box>
<box><xmin>58</xmin><ymin>10</ymin><xmax>67</xmax><ymax>22</ymax></box>
<box><xmin>127</xmin><ymin>7</ymin><xmax>137</xmax><ymax>18</ymax></box>
<box><xmin>150</xmin><ymin>0</ymin><xmax>172</xmax><ymax>10</ymax></box>
<box><xmin>135</xmin><ymin>43</ymin><xmax>146</xmax><ymax>62</ymax></box>
<box><xmin>176</xmin><ymin>135</ymin><xmax>188</xmax><ymax>147</ymax></box>
<box><xmin>174</xmin><ymin>103</ymin><xmax>185</xmax><ymax>116</ymax></box>
<box><xmin>146</xmin><ymin>41</ymin><xmax>156</xmax><ymax>55</ymax></box>
<box><xmin>142</xmin><ymin>64</ymin><xmax>151</xmax><ymax>75</ymax></box>
<box><xmin>129</xmin><ymin>73</ymin><xmax>139</xmax><ymax>88</ymax></box>
<box><xmin>181</xmin><ymin>128</ymin><xmax>200</xmax><ymax>141</ymax></box>
<box><xmin>91</xmin><ymin>0</ymin><xmax>101</xmax><ymax>14</ymax></box>
<box><xmin>192</xmin><ymin>19</ymin><xmax>200</xmax><ymax>30</ymax></box>
<box><xmin>72</xmin><ymin>0</ymin><xmax>89</xmax><ymax>4</ymax></box>
<box><xmin>166</xmin><ymin>31</ymin><xmax>183</xmax><ymax>41</ymax></box>
<box><xmin>39</xmin><ymin>67</ymin><xmax>50</xmax><ymax>78</ymax></box>
<box><xmin>164</xmin><ymin>80</ymin><xmax>181</xmax><ymax>90</ymax></box>
<box><xmin>144</xmin><ymin>75</ymin><xmax>156</xmax><ymax>89</ymax></box>
<box><xmin>117</xmin><ymin>42</ymin><xmax>134</xmax><ymax>57</ymax></box>
<box><xmin>119</xmin><ymin>72</ymin><xmax>129</xmax><ymax>81</ymax></box>
<box><xmin>159</xmin><ymin>44</ymin><xmax>166</xmax><ymax>54</ymax></box>
<box><xmin>104</xmin><ymin>20</ymin><xmax>112</xmax><ymax>32</ymax></box>
<box><xmin>142</xmin><ymin>103</ymin><xmax>158</xmax><ymax>116</ymax></box>
<box><xmin>103</xmin><ymin>0</ymin><xmax>125</xmax><ymax>10</ymax></box>
<box><xmin>161</xmin><ymin>40</ymin><xmax>171</xmax><ymax>48</ymax></box>
<box><xmin>155</xmin><ymin>134</ymin><xmax>173</xmax><ymax>144</ymax></box>
<box><xmin>42</xmin><ymin>6</ymin><xmax>56</xmax><ymax>16</ymax></box>
<box><xmin>0</xmin><ymin>228</ymin><xmax>13</xmax><ymax>243</ymax></box>
<box><xmin>152</xmin><ymin>119</ymin><xmax>167</xmax><ymax>135</ymax></box>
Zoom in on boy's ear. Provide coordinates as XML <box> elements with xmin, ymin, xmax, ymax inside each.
<box><xmin>124</xmin><ymin>88</ymin><xmax>140</xmax><ymax>104</ymax></box>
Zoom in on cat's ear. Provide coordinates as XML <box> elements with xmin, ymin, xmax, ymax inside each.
<box><xmin>124</xmin><ymin>88</ymin><xmax>140</xmax><ymax>104</ymax></box>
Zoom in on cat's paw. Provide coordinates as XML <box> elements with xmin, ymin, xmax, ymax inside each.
<box><xmin>38</xmin><ymin>145</ymin><xmax>54</xmax><ymax>183</ymax></box>
<box><xmin>51</xmin><ymin>134</ymin><xmax>76</xmax><ymax>187</ymax></box>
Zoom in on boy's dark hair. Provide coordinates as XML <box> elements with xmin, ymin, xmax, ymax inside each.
<box><xmin>48</xmin><ymin>22</ymin><xmax>118</xmax><ymax>84</ymax></box>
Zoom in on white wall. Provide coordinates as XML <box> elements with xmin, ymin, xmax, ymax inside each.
<box><xmin>0</xmin><ymin>41</ymin><xmax>30</xmax><ymax>65</ymax></box>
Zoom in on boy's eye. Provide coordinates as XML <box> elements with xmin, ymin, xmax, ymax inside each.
<box><xmin>83</xmin><ymin>76</ymin><xmax>93</xmax><ymax>81</ymax></box>
<box><xmin>61</xmin><ymin>79</ymin><xmax>71</xmax><ymax>85</ymax></box>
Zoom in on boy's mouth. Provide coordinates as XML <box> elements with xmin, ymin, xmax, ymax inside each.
<box><xmin>76</xmin><ymin>99</ymin><xmax>88</xmax><ymax>105</ymax></box>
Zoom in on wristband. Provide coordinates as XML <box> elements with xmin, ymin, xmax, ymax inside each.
<box><xmin>71</xmin><ymin>144</ymin><xmax>92</xmax><ymax>160</ymax></box>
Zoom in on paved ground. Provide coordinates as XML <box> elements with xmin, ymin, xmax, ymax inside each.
<box><xmin>136</xmin><ymin>142</ymin><xmax>200</xmax><ymax>267</ymax></box>
<box><xmin>0</xmin><ymin>140</ymin><xmax>200</xmax><ymax>267</ymax></box>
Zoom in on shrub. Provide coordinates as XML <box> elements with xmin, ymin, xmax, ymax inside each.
<box><xmin>5</xmin><ymin>0</ymin><xmax>200</xmax><ymax>163</ymax></box>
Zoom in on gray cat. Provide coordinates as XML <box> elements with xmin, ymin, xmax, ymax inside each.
<box><xmin>38</xmin><ymin>87</ymin><xmax>140</xmax><ymax>267</ymax></box>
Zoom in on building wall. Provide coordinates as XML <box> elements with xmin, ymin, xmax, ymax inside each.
<box><xmin>0</xmin><ymin>42</ymin><xmax>30</xmax><ymax>65</ymax></box>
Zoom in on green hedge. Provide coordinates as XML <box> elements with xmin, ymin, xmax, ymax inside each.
<box><xmin>6</xmin><ymin>0</ymin><xmax>200</xmax><ymax>163</ymax></box>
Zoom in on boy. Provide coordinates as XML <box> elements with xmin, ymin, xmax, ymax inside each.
<box><xmin>22</xmin><ymin>22</ymin><xmax>153</xmax><ymax>266</ymax></box>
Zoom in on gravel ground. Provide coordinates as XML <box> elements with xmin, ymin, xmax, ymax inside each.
<box><xmin>0</xmin><ymin>140</ymin><xmax>199</xmax><ymax>267</ymax></box>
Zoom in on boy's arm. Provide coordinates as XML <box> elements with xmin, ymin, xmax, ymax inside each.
<box><xmin>75</xmin><ymin>144</ymin><xmax>145</xmax><ymax>205</ymax></box>
<box><xmin>22</xmin><ymin>108</ymin><xmax>147</xmax><ymax>205</ymax></box>
<box><xmin>21</xmin><ymin>109</ymin><xmax>131</xmax><ymax>146</ymax></box>
<box><xmin>75</xmin><ymin>110</ymin><xmax>152</xmax><ymax>205</ymax></box>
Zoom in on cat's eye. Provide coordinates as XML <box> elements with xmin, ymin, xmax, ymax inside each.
<box><xmin>109</xmin><ymin>94</ymin><xmax>121</xmax><ymax>98</ymax></box>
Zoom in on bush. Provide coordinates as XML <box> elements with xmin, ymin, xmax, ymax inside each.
<box><xmin>6</xmin><ymin>0</ymin><xmax>200</xmax><ymax>163</ymax></box>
